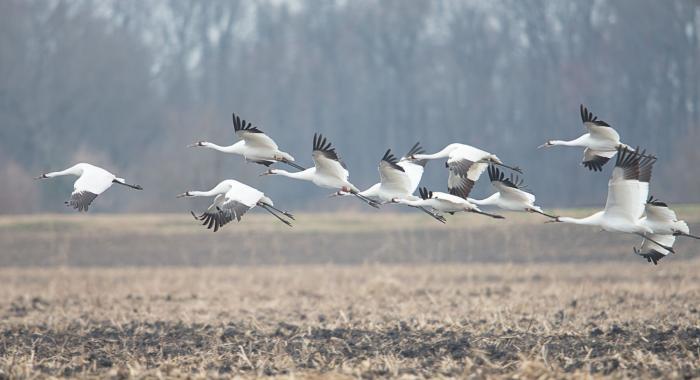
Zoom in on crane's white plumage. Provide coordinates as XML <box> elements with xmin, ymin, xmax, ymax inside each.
<box><xmin>468</xmin><ymin>165</ymin><xmax>556</xmax><ymax>218</ymax></box>
<box><xmin>332</xmin><ymin>143</ymin><xmax>445</xmax><ymax>222</ymax></box>
<box><xmin>336</xmin><ymin>143</ymin><xmax>426</xmax><ymax>202</ymax></box>
<box><xmin>262</xmin><ymin>134</ymin><xmax>379</xmax><ymax>208</ymax></box>
<box><xmin>539</xmin><ymin>105</ymin><xmax>631</xmax><ymax>171</ymax></box>
<box><xmin>177</xmin><ymin>179</ymin><xmax>294</xmax><ymax>230</ymax></box>
<box><xmin>551</xmin><ymin>147</ymin><xmax>676</xmax><ymax>252</ymax></box>
<box><xmin>188</xmin><ymin>112</ymin><xmax>304</xmax><ymax>170</ymax></box>
<box><xmin>35</xmin><ymin>163</ymin><xmax>142</xmax><ymax>212</ymax></box>
<box><xmin>393</xmin><ymin>187</ymin><xmax>503</xmax><ymax>219</ymax></box>
<box><xmin>633</xmin><ymin>197</ymin><xmax>699</xmax><ymax>265</ymax></box>
<box><xmin>411</xmin><ymin>143</ymin><xmax>521</xmax><ymax>199</ymax></box>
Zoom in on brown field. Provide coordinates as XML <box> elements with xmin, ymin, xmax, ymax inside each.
<box><xmin>1</xmin><ymin>210</ymin><xmax>699</xmax><ymax>378</ymax></box>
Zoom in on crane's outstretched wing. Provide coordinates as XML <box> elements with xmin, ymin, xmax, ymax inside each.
<box><xmin>582</xmin><ymin>148</ymin><xmax>617</xmax><ymax>172</ymax></box>
<box><xmin>447</xmin><ymin>159</ymin><xmax>486</xmax><ymax>199</ymax></box>
<box><xmin>232</xmin><ymin>112</ymin><xmax>279</xmax><ymax>150</ymax></box>
<box><xmin>580</xmin><ymin>104</ymin><xmax>621</xmax><ymax>142</ymax></box>
<box><xmin>636</xmin><ymin>153</ymin><xmax>656</xmax><ymax>217</ymax></box>
<box><xmin>219</xmin><ymin>200</ymin><xmax>253</xmax><ymax>222</ymax></box>
<box><xmin>644</xmin><ymin>196</ymin><xmax>678</xmax><ymax>224</ymax></box>
<box><xmin>67</xmin><ymin>167</ymin><xmax>115</xmax><ymax>212</ymax></box>
<box><xmin>311</xmin><ymin>133</ymin><xmax>349</xmax><ymax>179</ymax></box>
<box><xmin>378</xmin><ymin>149</ymin><xmax>412</xmax><ymax>194</ymax></box>
<box><xmin>634</xmin><ymin>233</ymin><xmax>676</xmax><ymax>265</ymax></box>
<box><xmin>399</xmin><ymin>142</ymin><xmax>426</xmax><ymax>194</ymax></box>
<box><xmin>192</xmin><ymin>195</ymin><xmax>234</xmax><ymax>232</ymax></box>
<box><xmin>65</xmin><ymin>191</ymin><xmax>99</xmax><ymax>212</ymax></box>
<box><xmin>603</xmin><ymin>147</ymin><xmax>643</xmax><ymax>221</ymax></box>
<box><xmin>487</xmin><ymin>165</ymin><xmax>535</xmax><ymax>204</ymax></box>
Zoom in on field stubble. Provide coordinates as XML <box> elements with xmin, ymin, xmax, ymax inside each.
<box><xmin>0</xmin><ymin>212</ymin><xmax>699</xmax><ymax>378</ymax></box>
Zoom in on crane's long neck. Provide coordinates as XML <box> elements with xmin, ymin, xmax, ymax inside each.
<box><xmin>46</xmin><ymin>165</ymin><xmax>82</xmax><ymax>178</ymax></box>
<box><xmin>468</xmin><ymin>193</ymin><xmax>499</xmax><ymax>206</ymax></box>
<box><xmin>271</xmin><ymin>168</ymin><xmax>315</xmax><ymax>181</ymax></box>
<box><xmin>189</xmin><ymin>183</ymin><xmax>230</xmax><ymax>197</ymax></box>
<box><xmin>412</xmin><ymin>145</ymin><xmax>455</xmax><ymax>160</ymax></box>
<box><xmin>558</xmin><ymin>212</ymin><xmax>603</xmax><ymax>226</ymax></box>
<box><xmin>359</xmin><ymin>183</ymin><xmax>380</xmax><ymax>198</ymax></box>
<box><xmin>202</xmin><ymin>141</ymin><xmax>242</xmax><ymax>153</ymax></box>
<box><xmin>549</xmin><ymin>136</ymin><xmax>588</xmax><ymax>147</ymax></box>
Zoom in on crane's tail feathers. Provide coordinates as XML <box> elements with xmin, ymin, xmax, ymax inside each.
<box><xmin>260</xmin><ymin>204</ymin><xmax>293</xmax><ymax>227</ymax></box>
<box><xmin>472</xmin><ymin>209</ymin><xmax>505</xmax><ymax>219</ymax></box>
<box><xmin>281</xmin><ymin>160</ymin><xmax>306</xmax><ymax>171</ymax></box>
<box><xmin>417</xmin><ymin>206</ymin><xmax>446</xmax><ymax>224</ymax></box>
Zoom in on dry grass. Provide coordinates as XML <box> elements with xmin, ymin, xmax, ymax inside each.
<box><xmin>1</xmin><ymin>211</ymin><xmax>699</xmax><ymax>378</ymax></box>
<box><xmin>1</xmin><ymin>263</ymin><xmax>700</xmax><ymax>379</ymax></box>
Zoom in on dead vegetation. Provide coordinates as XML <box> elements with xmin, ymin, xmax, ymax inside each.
<box><xmin>1</xmin><ymin>263</ymin><xmax>699</xmax><ymax>378</ymax></box>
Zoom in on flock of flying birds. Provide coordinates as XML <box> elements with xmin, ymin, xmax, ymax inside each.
<box><xmin>35</xmin><ymin>105</ymin><xmax>698</xmax><ymax>265</ymax></box>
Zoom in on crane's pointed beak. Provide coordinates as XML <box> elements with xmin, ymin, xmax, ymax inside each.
<box><xmin>259</xmin><ymin>170</ymin><xmax>273</xmax><ymax>177</ymax></box>
<box><xmin>187</xmin><ymin>142</ymin><xmax>203</xmax><ymax>148</ymax></box>
<box><xmin>176</xmin><ymin>192</ymin><xmax>190</xmax><ymax>198</ymax></box>
<box><xmin>34</xmin><ymin>174</ymin><xmax>47</xmax><ymax>180</ymax></box>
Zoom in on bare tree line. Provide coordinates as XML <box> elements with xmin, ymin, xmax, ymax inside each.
<box><xmin>1</xmin><ymin>0</ymin><xmax>698</xmax><ymax>213</ymax></box>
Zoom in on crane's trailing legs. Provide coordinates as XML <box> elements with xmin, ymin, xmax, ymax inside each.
<box><xmin>416</xmin><ymin>206</ymin><xmax>447</xmax><ymax>224</ymax></box>
<box><xmin>112</xmin><ymin>178</ymin><xmax>143</xmax><ymax>190</ymax></box>
<box><xmin>527</xmin><ymin>208</ymin><xmax>558</xmax><ymax>219</ymax></box>
<box><xmin>472</xmin><ymin>209</ymin><xmax>505</xmax><ymax>219</ymax></box>
<box><xmin>258</xmin><ymin>202</ymin><xmax>294</xmax><ymax>227</ymax></box>
<box><xmin>674</xmin><ymin>231</ymin><xmax>700</xmax><ymax>240</ymax></box>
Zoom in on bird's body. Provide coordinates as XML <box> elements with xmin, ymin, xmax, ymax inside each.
<box><xmin>262</xmin><ymin>134</ymin><xmax>378</xmax><ymax>208</ymax></box>
<box><xmin>394</xmin><ymin>187</ymin><xmax>503</xmax><ymax>219</ymax></box>
<box><xmin>189</xmin><ymin>113</ymin><xmax>303</xmax><ymax>170</ymax></box>
<box><xmin>633</xmin><ymin>196</ymin><xmax>700</xmax><ymax>265</ymax></box>
<box><xmin>35</xmin><ymin>163</ymin><xmax>142</xmax><ymax>212</ymax></box>
<box><xmin>551</xmin><ymin>147</ymin><xmax>676</xmax><ymax>251</ymax></box>
<box><xmin>639</xmin><ymin>197</ymin><xmax>691</xmax><ymax>236</ymax></box>
<box><xmin>177</xmin><ymin>179</ymin><xmax>294</xmax><ymax>230</ymax></box>
<box><xmin>539</xmin><ymin>105</ymin><xmax>631</xmax><ymax>171</ymax></box>
<box><xmin>469</xmin><ymin>166</ymin><xmax>555</xmax><ymax>217</ymax></box>
<box><xmin>337</xmin><ymin>143</ymin><xmax>426</xmax><ymax>203</ymax></box>
<box><xmin>411</xmin><ymin>143</ymin><xmax>521</xmax><ymax>199</ymax></box>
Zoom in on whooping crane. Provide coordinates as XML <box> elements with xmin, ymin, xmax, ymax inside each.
<box><xmin>633</xmin><ymin>196</ymin><xmax>699</xmax><ymax>265</ymax></box>
<box><xmin>549</xmin><ymin>147</ymin><xmax>675</xmax><ymax>253</ymax></box>
<box><xmin>332</xmin><ymin>143</ymin><xmax>445</xmax><ymax>222</ymax></box>
<box><xmin>176</xmin><ymin>179</ymin><xmax>294</xmax><ymax>230</ymax></box>
<box><xmin>468</xmin><ymin>165</ymin><xmax>557</xmax><ymax>218</ymax></box>
<box><xmin>410</xmin><ymin>143</ymin><xmax>521</xmax><ymax>199</ymax></box>
<box><xmin>538</xmin><ymin>104</ymin><xmax>632</xmax><ymax>171</ymax></box>
<box><xmin>188</xmin><ymin>112</ymin><xmax>304</xmax><ymax>170</ymax></box>
<box><xmin>393</xmin><ymin>187</ymin><xmax>504</xmax><ymax>219</ymax></box>
<box><xmin>34</xmin><ymin>163</ymin><xmax>142</xmax><ymax>212</ymax></box>
<box><xmin>640</xmin><ymin>197</ymin><xmax>700</xmax><ymax>240</ymax></box>
<box><xmin>260</xmin><ymin>134</ymin><xmax>379</xmax><ymax>208</ymax></box>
